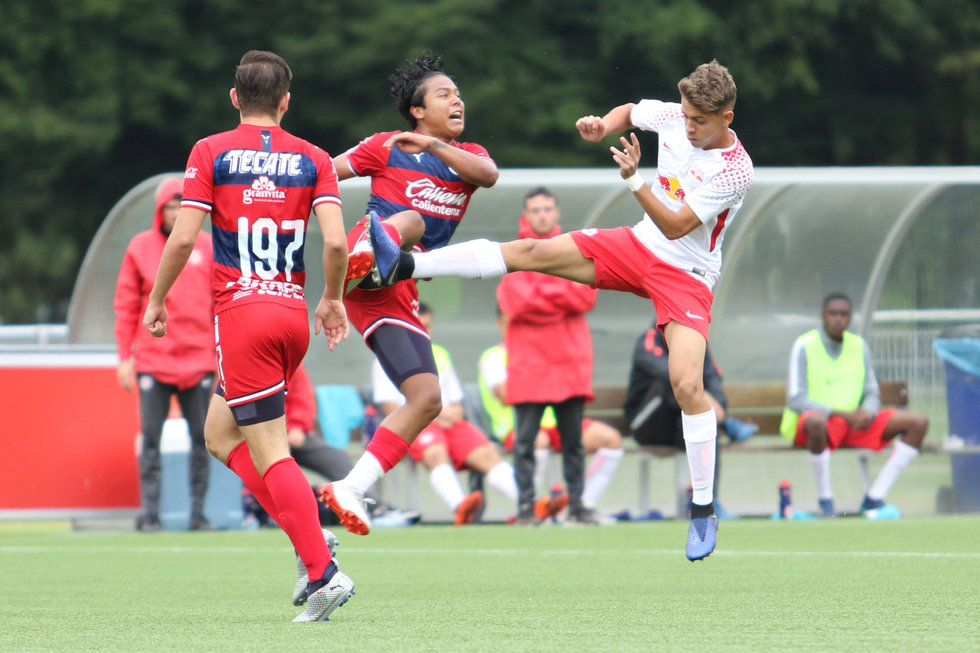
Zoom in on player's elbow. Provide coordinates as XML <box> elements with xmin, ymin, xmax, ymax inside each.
<box><xmin>322</xmin><ymin>238</ymin><xmax>347</xmax><ymax>260</ymax></box>
<box><xmin>471</xmin><ymin>164</ymin><xmax>499</xmax><ymax>188</ymax></box>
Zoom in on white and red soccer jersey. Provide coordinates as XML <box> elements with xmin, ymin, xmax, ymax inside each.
<box><xmin>182</xmin><ymin>123</ymin><xmax>341</xmax><ymax>313</ymax></box>
<box><xmin>344</xmin><ymin>130</ymin><xmax>491</xmax><ymax>252</ymax></box>
<box><xmin>628</xmin><ymin>100</ymin><xmax>754</xmax><ymax>289</ymax></box>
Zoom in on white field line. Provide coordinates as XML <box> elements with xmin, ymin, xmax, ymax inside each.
<box><xmin>0</xmin><ymin>545</ymin><xmax>978</xmax><ymax>559</ymax></box>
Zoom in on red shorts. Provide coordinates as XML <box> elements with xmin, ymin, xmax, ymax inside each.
<box><xmin>408</xmin><ymin>419</ymin><xmax>491</xmax><ymax>470</ymax></box>
<box><xmin>344</xmin><ymin>219</ymin><xmax>426</xmax><ymax>340</ymax></box>
<box><xmin>793</xmin><ymin>409</ymin><xmax>896</xmax><ymax>452</ymax></box>
<box><xmin>502</xmin><ymin>418</ymin><xmax>596</xmax><ymax>452</ymax></box>
<box><xmin>214</xmin><ymin>302</ymin><xmax>309</xmax><ymax>411</ymax></box>
<box><xmin>570</xmin><ymin>227</ymin><xmax>713</xmax><ymax>340</ymax></box>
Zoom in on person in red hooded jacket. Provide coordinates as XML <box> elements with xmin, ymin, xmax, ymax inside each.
<box><xmin>496</xmin><ymin>187</ymin><xmax>600</xmax><ymax>524</ymax></box>
<box><xmin>114</xmin><ymin>176</ymin><xmax>215</xmax><ymax>532</ymax></box>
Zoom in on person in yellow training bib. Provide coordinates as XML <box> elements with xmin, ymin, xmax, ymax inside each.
<box><xmin>780</xmin><ymin>292</ymin><xmax>928</xmax><ymax>519</ymax></box>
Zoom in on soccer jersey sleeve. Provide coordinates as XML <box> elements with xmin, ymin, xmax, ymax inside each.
<box><xmin>438</xmin><ymin>358</ymin><xmax>465</xmax><ymax>405</ymax></box>
<box><xmin>478</xmin><ymin>347</ymin><xmax>507</xmax><ymax>392</ymax></box>
<box><xmin>181</xmin><ymin>139</ymin><xmax>215</xmax><ymax>212</ymax></box>
<box><xmin>310</xmin><ymin>147</ymin><xmax>342</xmax><ymax>209</ymax></box>
<box><xmin>459</xmin><ymin>141</ymin><xmax>492</xmax><ymax>161</ymax></box>
<box><xmin>630</xmin><ymin>99</ymin><xmax>683</xmax><ymax>133</ymax></box>
<box><xmin>345</xmin><ymin>132</ymin><xmax>396</xmax><ymax>178</ymax></box>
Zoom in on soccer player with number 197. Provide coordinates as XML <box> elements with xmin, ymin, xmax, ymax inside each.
<box><xmin>142</xmin><ymin>50</ymin><xmax>353</xmax><ymax>622</ymax></box>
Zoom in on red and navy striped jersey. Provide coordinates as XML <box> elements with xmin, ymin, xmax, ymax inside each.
<box><xmin>182</xmin><ymin>123</ymin><xmax>341</xmax><ymax>313</ymax></box>
<box><xmin>345</xmin><ymin>131</ymin><xmax>490</xmax><ymax>252</ymax></box>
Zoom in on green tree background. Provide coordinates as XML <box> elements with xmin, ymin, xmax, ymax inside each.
<box><xmin>1</xmin><ymin>0</ymin><xmax>978</xmax><ymax>323</ymax></box>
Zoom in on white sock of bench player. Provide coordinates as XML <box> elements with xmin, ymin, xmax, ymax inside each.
<box><xmin>867</xmin><ymin>439</ymin><xmax>918</xmax><ymax>501</ymax></box>
<box><xmin>582</xmin><ymin>447</ymin><xmax>624</xmax><ymax>508</ymax></box>
<box><xmin>809</xmin><ymin>449</ymin><xmax>833</xmax><ymax>500</ymax></box>
<box><xmin>486</xmin><ymin>461</ymin><xmax>519</xmax><ymax>501</ymax></box>
<box><xmin>429</xmin><ymin>463</ymin><xmax>465</xmax><ymax>510</ymax></box>
<box><xmin>534</xmin><ymin>448</ymin><xmax>551</xmax><ymax>494</ymax></box>
<box><xmin>682</xmin><ymin>409</ymin><xmax>717</xmax><ymax>506</ymax></box>
<box><xmin>412</xmin><ymin>239</ymin><xmax>508</xmax><ymax>279</ymax></box>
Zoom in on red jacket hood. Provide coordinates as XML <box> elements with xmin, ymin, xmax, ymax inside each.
<box><xmin>153</xmin><ymin>177</ymin><xmax>184</xmax><ymax>233</ymax></box>
<box><xmin>518</xmin><ymin>216</ymin><xmax>561</xmax><ymax>240</ymax></box>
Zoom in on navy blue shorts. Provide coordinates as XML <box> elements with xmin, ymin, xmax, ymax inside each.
<box><xmin>368</xmin><ymin>323</ymin><xmax>437</xmax><ymax>388</ymax></box>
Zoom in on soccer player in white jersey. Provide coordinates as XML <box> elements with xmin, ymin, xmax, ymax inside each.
<box><xmin>366</xmin><ymin>60</ymin><xmax>753</xmax><ymax>560</ymax></box>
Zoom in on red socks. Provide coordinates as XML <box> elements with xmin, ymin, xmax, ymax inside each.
<box><xmin>366</xmin><ymin>426</ymin><xmax>411</xmax><ymax>472</ymax></box>
<box><xmin>264</xmin><ymin>458</ymin><xmax>330</xmax><ymax>581</ymax></box>
<box><xmin>227</xmin><ymin>441</ymin><xmax>329</xmax><ymax>581</ymax></box>
<box><xmin>227</xmin><ymin>441</ymin><xmax>279</xmax><ymax>523</ymax></box>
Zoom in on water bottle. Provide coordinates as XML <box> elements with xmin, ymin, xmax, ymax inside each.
<box><xmin>779</xmin><ymin>479</ymin><xmax>792</xmax><ymax>519</ymax></box>
<box><xmin>362</xmin><ymin>405</ymin><xmax>380</xmax><ymax>444</ymax></box>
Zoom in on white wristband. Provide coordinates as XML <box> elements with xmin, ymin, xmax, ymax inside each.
<box><xmin>625</xmin><ymin>172</ymin><xmax>645</xmax><ymax>193</ymax></box>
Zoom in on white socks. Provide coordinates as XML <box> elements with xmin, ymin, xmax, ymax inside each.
<box><xmin>682</xmin><ymin>409</ymin><xmax>717</xmax><ymax>506</ymax></box>
<box><xmin>582</xmin><ymin>447</ymin><xmax>624</xmax><ymax>508</ymax></box>
<box><xmin>868</xmin><ymin>439</ymin><xmax>919</xmax><ymax>500</ymax></box>
<box><xmin>429</xmin><ymin>463</ymin><xmax>465</xmax><ymax>510</ymax></box>
<box><xmin>809</xmin><ymin>449</ymin><xmax>833</xmax><ymax>500</ymax></box>
<box><xmin>412</xmin><ymin>239</ymin><xmax>507</xmax><ymax>279</ymax></box>
<box><xmin>485</xmin><ymin>461</ymin><xmax>519</xmax><ymax>501</ymax></box>
<box><xmin>343</xmin><ymin>452</ymin><xmax>384</xmax><ymax>494</ymax></box>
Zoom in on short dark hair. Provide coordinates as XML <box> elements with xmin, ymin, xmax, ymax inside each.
<box><xmin>523</xmin><ymin>186</ymin><xmax>557</xmax><ymax>206</ymax></box>
<box><xmin>822</xmin><ymin>292</ymin><xmax>852</xmax><ymax>309</ymax></box>
<box><xmin>389</xmin><ymin>53</ymin><xmax>452</xmax><ymax>129</ymax></box>
<box><xmin>418</xmin><ymin>301</ymin><xmax>433</xmax><ymax>317</ymax></box>
<box><xmin>235</xmin><ymin>50</ymin><xmax>292</xmax><ymax>117</ymax></box>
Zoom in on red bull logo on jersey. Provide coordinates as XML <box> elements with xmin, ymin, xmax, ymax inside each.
<box><xmin>224</xmin><ymin>149</ymin><xmax>304</xmax><ymax>176</ymax></box>
<box><xmin>658</xmin><ymin>174</ymin><xmax>686</xmax><ymax>201</ymax></box>
<box><xmin>242</xmin><ymin>176</ymin><xmax>286</xmax><ymax>205</ymax></box>
<box><xmin>405</xmin><ymin>178</ymin><xmax>466</xmax><ymax>217</ymax></box>
<box><xmin>688</xmin><ymin>167</ymin><xmax>704</xmax><ymax>184</ymax></box>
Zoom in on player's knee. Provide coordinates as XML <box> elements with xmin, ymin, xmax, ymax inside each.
<box><xmin>412</xmin><ymin>387</ymin><xmax>442</xmax><ymax>423</ymax></box>
<box><xmin>670</xmin><ymin>377</ymin><xmax>701</xmax><ymax>410</ymax></box>
<box><xmin>802</xmin><ymin>414</ymin><xmax>828</xmax><ymax>450</ymax></box>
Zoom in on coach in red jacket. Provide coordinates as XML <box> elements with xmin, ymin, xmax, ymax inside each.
<box><xmin>114</xmin><ymin>177</ymin><xmax>215</xmax><ymax>531</ymax></box>
<box><xmin>496</xmin><ymin>187</ymin><xmax>599</xmax><ymax>524</ymax></box>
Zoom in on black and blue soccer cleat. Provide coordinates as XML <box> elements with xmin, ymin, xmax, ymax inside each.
<box><xmin>685</xmin><ymin>515</ymin><xmax>718</xmax><ymax>561</ymax></box>
<box><xmin>367</xmin><ymin>210</ymin><xmax>404</xmax><ymax>287</ymax></box>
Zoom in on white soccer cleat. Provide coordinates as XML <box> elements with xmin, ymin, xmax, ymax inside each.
<box><xmin>292</xmin><ymin>562</ymin><xmax>355</xmax><ymax>623</ymax></box>
<box><xmin>292</xmin><ymin>528</ymin><xmax>339</xmax><ymax>606</ymax></box>
<box><xmin>320</xmin><ymin>482</ymin><xmax>373</xmax><ymax>535</ymax></box>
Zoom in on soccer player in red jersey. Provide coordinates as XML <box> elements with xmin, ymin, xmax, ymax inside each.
<box><xmin>367</xmin><ymin>61</ymin><xmax>753</xmax><ymax>560</ymax></box>
<box><xmin>318</xmin><ymin>54</ymin><xmax>498</xmax><ymax>535</ymax></box>
<box><xmin>142</xmin><ymin>50</ymin><xmax>353</xmax><ymax>622</ymax></box>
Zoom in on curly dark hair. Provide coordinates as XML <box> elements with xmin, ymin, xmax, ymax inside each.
<box><xmin>389</xmin><ymin>53</ymin><xmax>454</xmax><ymax>129</ymax></box>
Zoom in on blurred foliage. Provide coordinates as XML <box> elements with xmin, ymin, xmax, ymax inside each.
<box><xmin>1</xmin><ymin>0</ymin><xmax>978</xmax><ymax>322</ymax></box>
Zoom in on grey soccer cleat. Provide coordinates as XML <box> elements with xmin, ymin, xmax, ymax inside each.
<box><xmin>292</xmin><ymin>528</ymin><xmax>339</xmax><ymax>606</ymax></box>
<box><xmin>292</xmin><ymin>561</ymin><xmax>355</xmax><ymax>623</ymax></box>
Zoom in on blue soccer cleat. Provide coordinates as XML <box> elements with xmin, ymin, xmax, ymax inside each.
<box><xmin>818</xmin><ymin>497</ymin><xmax>837</xmax><ymax>518</ymax></box>
<box><xmin>367</xmin><ymin>210</ymin><xmax>404</xmax><ymax>286</ymax></box>
<box><xmin>860</xmin><ymin>496</ymin><xmax>901</xmax><ymax>520</ymax></box>
<box><xmin>722</xmin><ymin>416</ymin><xmax>758</xmax><ymax>443</ymax></box>
<box><xmin>685</xmin><ymin>515</ymin><xmax>718</xmax><ymax>561</ymax></box>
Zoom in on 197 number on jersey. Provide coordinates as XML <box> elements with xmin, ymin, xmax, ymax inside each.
<box><xmin>236</xmin><ymin>217</ymin><xmax>305</xmax><ymax>281</ymax></box>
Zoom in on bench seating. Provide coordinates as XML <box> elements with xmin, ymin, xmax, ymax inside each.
<box><xmin>585</xmin><ymin>380</ymin><xmax>909</xmax><ymax>517</ymax></box>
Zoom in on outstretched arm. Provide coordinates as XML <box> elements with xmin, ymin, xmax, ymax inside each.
<box><xmin>575</xmin><ymin>103</ymin><xmax>636</xmax><ymax>142</ymax></box>
<box><xmin>383</xmin><ymin>132</ymin><xmax>498</xmax><ymax>187</ymax></box>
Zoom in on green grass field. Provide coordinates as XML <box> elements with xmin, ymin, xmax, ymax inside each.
<box><xmin>2</xmin><ymin>518</ymin><xmax>978</xmax><ymax>652</ymax></box>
